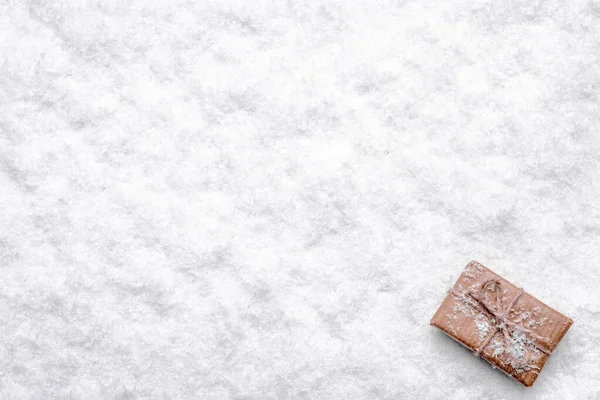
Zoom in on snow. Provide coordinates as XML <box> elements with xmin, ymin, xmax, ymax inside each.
<box><xmin>1</xmin><ymin>0</ymin><xmax>600</xmax><ymax>398</ymax></box>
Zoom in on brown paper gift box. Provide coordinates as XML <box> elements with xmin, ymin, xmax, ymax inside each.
<box><xmin>430</xmin><ymin>261</ymin><xmax>573</xmax><ymax>387</ymax></box>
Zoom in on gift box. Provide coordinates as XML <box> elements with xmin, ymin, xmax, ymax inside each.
<box><xmin>430</xmin><ymin>261</ymin><xmax>573</xmax><ymax>387</ymax></box>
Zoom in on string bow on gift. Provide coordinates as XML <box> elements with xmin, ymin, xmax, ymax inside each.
<box><xmin>452</xmin><ymin>278</ymin><xmax>553</xmax><ymax>358</ymax></box>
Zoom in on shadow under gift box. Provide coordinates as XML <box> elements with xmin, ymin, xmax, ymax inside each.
<box><xmin>430</xmin><ymin>261</ymin><xmax>573</xmax><ymax>387</ymax></box>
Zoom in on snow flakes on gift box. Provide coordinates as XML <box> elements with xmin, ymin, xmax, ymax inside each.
<box><xmin>463</xmin><ymin>262</ymin><xmax>484</xmax><ymax>282</ymax></box>
<box><xmin>473</xmin><ymin>315</ymin><xmax>491</xmax><ymax>342</ymax></box>
<box><xmin>445</xmin><ymin>285</ymin><xmax>491</xmax><ymax>343</ymax></box>
<box><xmin>488</xmin><ymin>328</ymin><xmax>543</xmax><ymax>376</ymax></box>
<box><xmin>510</xmin><ymin>305</ymin><xmax>547</xmax><ymax>330</ymax></box>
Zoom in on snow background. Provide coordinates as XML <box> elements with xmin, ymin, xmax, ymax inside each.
<box><xmin>1</xmin><ymin>0</ymin><xmax>599</xmax><ymax>399</ymax></box>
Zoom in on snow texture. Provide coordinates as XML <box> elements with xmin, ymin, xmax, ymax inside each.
<box><xmin>1</xmin><ymin>1</ymin><xmax>599</xmax><ymax>399</ymax></box>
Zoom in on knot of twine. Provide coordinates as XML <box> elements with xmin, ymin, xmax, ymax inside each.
<box><xmin>452</xmin><ymin>278</ymin><xmax>552</xmax><ymax>358</ymax></box>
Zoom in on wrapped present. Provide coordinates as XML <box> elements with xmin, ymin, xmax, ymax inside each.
<box><xmin>430</xmin><ymin>261</ymin><xmax>573</xmax><ymax>387</ymax></box>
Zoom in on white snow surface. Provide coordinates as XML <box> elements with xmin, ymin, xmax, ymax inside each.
<box><xmin>1</xmin><ymin>1</ymin><xmax>599</xmax><ymax>399</ymax></box>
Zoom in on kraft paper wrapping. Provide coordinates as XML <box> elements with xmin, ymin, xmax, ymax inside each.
<box><xmin>430</xmin><ymin>261</ymin><xmax>573</xmax><ymax>387</ymax></box>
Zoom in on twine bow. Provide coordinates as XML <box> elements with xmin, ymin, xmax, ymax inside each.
<box><xmin>452</xmin><ymin>278</ymin><xmax>553</xmax><ymax>358</ymax></box>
